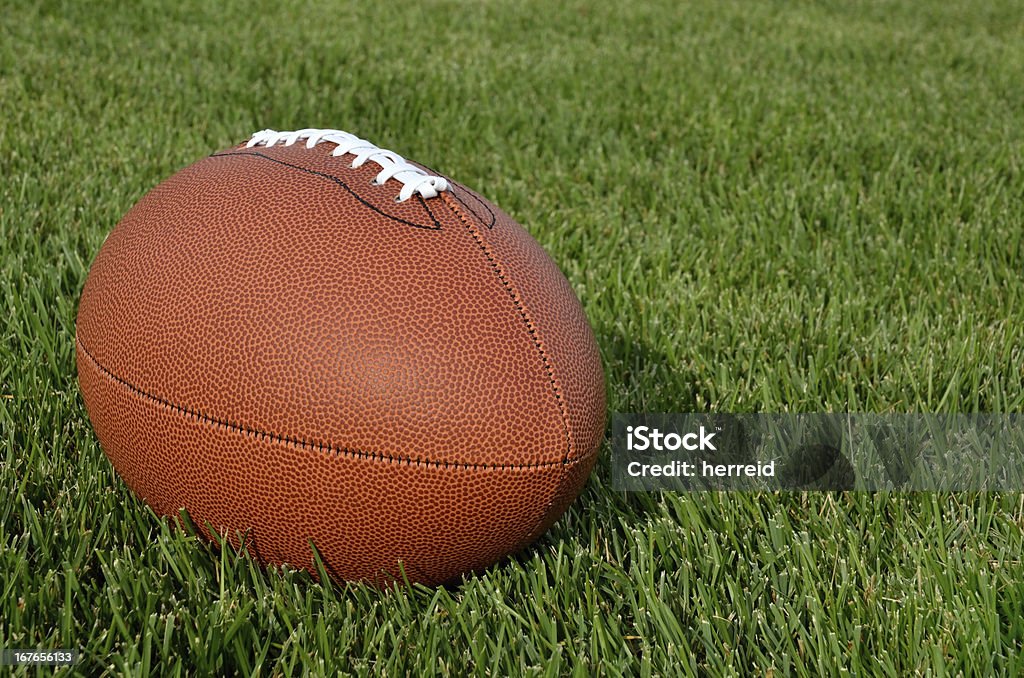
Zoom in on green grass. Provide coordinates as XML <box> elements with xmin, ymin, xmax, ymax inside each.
<box><xmin>3</xmin><ymin>0</ymin><xmax>1024</xmax><ymax>674</ymax></box>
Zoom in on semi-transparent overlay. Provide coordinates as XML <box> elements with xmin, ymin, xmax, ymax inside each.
<box><xmin>611</xmin><ymin>414</ymin><xmax>1024</xmax><ymax>491</ymax></box>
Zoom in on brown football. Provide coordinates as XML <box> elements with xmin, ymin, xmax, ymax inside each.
<box><xmin>76</xmin><ymin>128</ymin><xmax>605</xmax><ymax>585</ymax></box>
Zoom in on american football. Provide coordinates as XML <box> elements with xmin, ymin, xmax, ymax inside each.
<box><xmin>75</xmin><ymin>128</ymin><xmax>606</xmax><ymax>585</ymax></box>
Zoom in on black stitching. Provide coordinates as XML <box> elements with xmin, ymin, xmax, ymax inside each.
<box><xmin>450</xmin><ymin>187</ymin><xmax>496</xmax><ymax>229</ymax></box>
<box><xmin>413</xmin><ymin>161</ymin><xmax>497</xmax><ymax>229</ymax></box>
<box><xmin>440</xmin><ymin>194</ymin><xmax>573</xmax><ymax>465</ymax></box>
<box><xmin>76</xmin><ymin>335</ymin><xmax>583</xmax><ymax>472</ymax></box>
<box><xmin>418</xmin><ymin>192</ymin><xmax>439</xmax><ymax>227</ymax></box>
<box><xmin>212</xmin><ymin>151</ymin><xmax>443</xmax><ymax>231</ymax></box>
<box><xmin>452</xmin><ymin>185</ymin><xmax>497</xmax><ymax>229</ymax></box>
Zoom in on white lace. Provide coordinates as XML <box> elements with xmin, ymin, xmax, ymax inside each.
<box><xmin>246</xmin><ymin>128</ymin><xmax>449</xmax><ymax>203</ymax></box>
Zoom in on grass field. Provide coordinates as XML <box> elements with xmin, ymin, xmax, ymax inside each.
<box><xmin>3</xmin><ymin>0</ymin><xmax>1024</xmax><ymax>674</ymax></box>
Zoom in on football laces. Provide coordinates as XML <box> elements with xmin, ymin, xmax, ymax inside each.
<box><xmin>247</xmin><ymin>128</ymin><xmax>450</xmax><ymax>203</ymax></box>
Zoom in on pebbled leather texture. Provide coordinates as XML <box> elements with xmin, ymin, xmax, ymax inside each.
<box><xmin>76</xmin><ymin>138</ymin><xmax>606</xmax><ymax>586</ymax></box>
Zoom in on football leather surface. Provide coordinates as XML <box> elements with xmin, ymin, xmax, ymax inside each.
<box><xmin>76</xmin><ymin>129</ymin><xmax>606</xmax><ymax>585</ymax></box>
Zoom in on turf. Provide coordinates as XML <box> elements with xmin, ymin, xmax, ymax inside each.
<box><xmin>3</xmin><ymin>0</ymin><xmax>1024</xmax><ymax>674</ymax></box>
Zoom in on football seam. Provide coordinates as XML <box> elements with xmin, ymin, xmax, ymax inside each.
<box><xmin>439</xmin><ymin>193</ymin><xmax>574</xmax><ymax>465</ymax></box>
<box><xmin>76</xmin><ymin>334</ymin><xmax>588</xmax><ymax>472</ymax></box>
<box><xmin>211</xmin><ymin>151</ymin><xmax>443</xmax><ymax>231</ymax></box>
<box><xmin>436</xmin><ymin>196</ymin><xmax>580</xmax><ymax>546</ymax></box>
